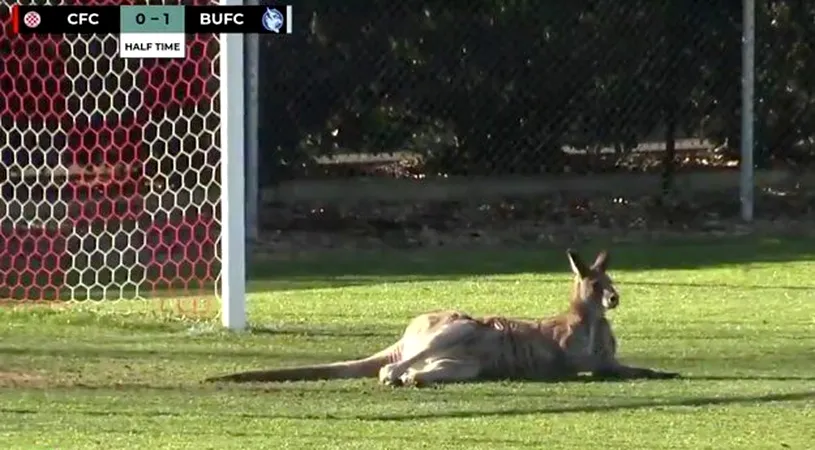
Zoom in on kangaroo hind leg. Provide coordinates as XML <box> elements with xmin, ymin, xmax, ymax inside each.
<box><xmin>379</xmin><ymin>320</ymin><xmax>478</xmax><ymax>386</ymax></box>
<box><xmin>400</xmin><ymin>358</ymin><xmax>481</xmax><ymax>387</ymax></box>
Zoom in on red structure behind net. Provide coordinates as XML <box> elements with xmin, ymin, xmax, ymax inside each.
<box><xmin>0</xmin><ymin>0</ymin><xmax>221</xmax><ymax>307</ymax></box>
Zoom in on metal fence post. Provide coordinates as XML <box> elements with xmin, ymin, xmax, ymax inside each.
<box><xmin>244</xmin><ymin>0</ymin><xmax>260</xmax><ymax>241</ymax></box>
<box><xmin>740</xmin><ymin>0</ymin><xmax>755</xmax><ymax>222</ymax></box>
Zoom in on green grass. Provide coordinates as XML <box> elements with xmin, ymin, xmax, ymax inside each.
<box><xmin>1</xmin><ymin>238</ymin><xmax>815</xmax><ymax>449</ymax></box>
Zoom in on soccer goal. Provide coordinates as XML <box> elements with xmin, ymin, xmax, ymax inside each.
<box><xmin>0</xmin><ymin>0</ymin><xmax>246</xmax><ymax>330</ymax></box>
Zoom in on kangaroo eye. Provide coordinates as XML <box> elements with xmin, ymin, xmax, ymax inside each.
<box><xmin>590</xmin><ymin>280</ymin><xmax>602</xmax><ymax>292</ymax></box>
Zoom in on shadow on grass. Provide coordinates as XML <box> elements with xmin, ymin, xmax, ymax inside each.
<box><xmin>1</xmin><ymin>390</ymin><xmax>813</xmax><ymax>422</ymax></box>
<box><xmin>520</xmin><ymin>374</ymin><xmax>815</xmax><ymax>384</ymax></box>
<box><xmin>247</xmin><ymin>325</ymin><xmax>394</xmax><ymax>339</ymax></box>
<box><xmin>246</xmin><ymin>276</ymin><xmax>815</xmax><ymax>295</ymax></box>
<box><xmin>3</xmin><ymin>236</ymin><xmax>811</xmax><ymax>302</ymax></box>
<box><xmin>0</xmin><ymin>345</ymin><xmax>347</xmax><ymax>361</ymax></box>
<box><xmin>624</xmin><ymin>281</ymin><xmax>814</xmax><ymax>291</ymax></box>
<box><xmin>245</xmin><ymin>236</ymin><xmax>815</xmax><ymax>293</ymax></box>
<box><xmin>358</xmin><ymin>390</ymin><xmax>815</xmax><ymax>422</ymax></box>
<box><xmin>684</xmin><ymin>375</ymin><xmax>815</xmax><ymax>381</ymax></box>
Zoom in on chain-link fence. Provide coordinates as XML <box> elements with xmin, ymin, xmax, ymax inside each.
<box><xmin>255</xmin><ymin>1</ymin><xmax>748</xmax><ymax>182</ymax></box>
<box><xmin>242</xmin><ymin>1</ymin><xmax>815</xmax><ymax>251</ymax></box>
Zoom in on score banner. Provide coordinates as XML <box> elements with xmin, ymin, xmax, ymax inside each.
<box><xmin>119</xmin><ymin>6</ymin><xmax>186</xmax><ymax>58</ymax></box>
<box><xmin>12</xmin><ymin>4</ymin><xmax>293</xmax><ymax>58</ymax></box>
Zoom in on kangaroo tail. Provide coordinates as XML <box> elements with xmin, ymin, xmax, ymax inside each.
<box><xmin>203</xmin><ymin>342</ymin><xmax>401</xmax><ymax>383</ymax></box>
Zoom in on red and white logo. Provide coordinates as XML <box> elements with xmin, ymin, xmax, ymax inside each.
<box><xmin>23</xmin><ymin>11</ymin><xmax>41</xmax><ymax>28</ymax></box>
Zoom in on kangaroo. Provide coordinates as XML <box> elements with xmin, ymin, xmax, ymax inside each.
<box><xmin>204</xmin><ymin>249</ymin><xmax>679</xmax><ymax>386</ymax></box>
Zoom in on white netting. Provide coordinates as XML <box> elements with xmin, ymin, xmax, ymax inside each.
<box><xmin>0</xmin><ymin>0</ymin><xmax>222</xmax><ymax>304</ymax></box>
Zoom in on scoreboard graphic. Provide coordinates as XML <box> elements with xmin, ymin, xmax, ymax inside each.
<box><xmin>10</xmin><ymin>4</ymin><xmax>293</xmax><ymax>58</ymax></box>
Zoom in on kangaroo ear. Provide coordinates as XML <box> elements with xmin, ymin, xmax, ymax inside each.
<box><xmin>567</xmin><ymin>249</ymin><xmax>590</xmax><ymax>278</ymax></box>
<box><xmin>591</xmin><ymin>250</ymin><xmax>610</xmax><ymax>272</ymax></box>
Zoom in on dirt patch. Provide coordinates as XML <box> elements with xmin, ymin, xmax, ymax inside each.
<box><xmin>0</xmin><ymin>371</ymin><xmax>48</xmax><ymax>387</ymax></box>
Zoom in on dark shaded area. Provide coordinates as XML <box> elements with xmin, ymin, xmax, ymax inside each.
<box><xmin>685</xmin><ymin>375</ymin><xmax>815</xmax><ymax>382</ymax></box>
<box><xmin>1</xmin><ymin>391</ymin><xmax>812</xmax><ymax>423</ymax></box>
<box><xmin>256</xmin><ymin>0</ymin><xmax>815</xmax><ymax>182</ymax></box>
<box><xmin>0</xmin><ymin>345</ymin><xmax>329</xmax><ymax>361</ymax></box>
<box><xmin>357</xmin><ymin>390</ymin><xmax>815</xmax><ymax>422</ymax></box>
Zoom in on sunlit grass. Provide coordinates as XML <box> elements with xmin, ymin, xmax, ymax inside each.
<box><xmin>1</xmin><ymin>238</ymin><xmax>814</xmax><ymax>449</ymax></box>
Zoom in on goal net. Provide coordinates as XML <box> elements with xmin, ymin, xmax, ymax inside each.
<box><xmin>0</xmin><ymin>0</ymin><xmax>241</xmax><ymax>320</ymax></box>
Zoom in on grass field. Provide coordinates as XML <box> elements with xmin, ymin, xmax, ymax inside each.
<box><xmin>1</xmin><ymin>237</ymin><xmax>814</xmax><ymax>449</ymax></box>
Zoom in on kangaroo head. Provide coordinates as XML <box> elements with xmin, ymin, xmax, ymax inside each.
<box><xmin>566</xmin><ymin>248</ymin><xmax>618</xmax><ymax>313</ymax></box>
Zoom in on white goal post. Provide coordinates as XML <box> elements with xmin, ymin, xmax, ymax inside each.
<box><xmin>219</xmin><ymin>0</ymin><xmax>247</xmax><ymax>330</ymax></box>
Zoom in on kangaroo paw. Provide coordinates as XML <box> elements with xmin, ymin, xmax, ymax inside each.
<box><xmin>399</xmin><ymin>369</ymin><xmax>427</xmax><ymax>388</ymax></box>
<box><xmin>378</xmin><ymin>363</ymin><xmax>405</xmax><ymax>386</ymax></box>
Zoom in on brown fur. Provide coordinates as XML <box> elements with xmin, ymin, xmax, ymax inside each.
<box><xmin>204</xmin><ymin>249</ymin><xmax>679</xmax><ymax>386</ymax></box>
